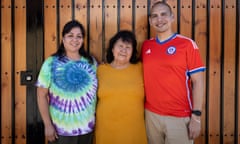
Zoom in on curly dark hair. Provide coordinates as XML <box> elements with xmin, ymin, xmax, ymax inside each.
<box><xmin>52</xmin><ymin>20</ymin><xmax>93</xmax><ymax>63</ymax></box>
<box><xmin>106</xmin><ymin>30</ymin><xmax>139</xmax><ymax>64</ymax></box>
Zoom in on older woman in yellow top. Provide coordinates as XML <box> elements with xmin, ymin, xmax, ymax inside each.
<box><xmin>95</xmin><ymin>30</ymin><xmax>147</xmax><ymax>144</ymax></box>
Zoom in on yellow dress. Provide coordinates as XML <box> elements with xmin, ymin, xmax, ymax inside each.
<box><xmin>95</xmin><ymin>63</ymin><xmax>147</xmax><ymax>144</ymax></box>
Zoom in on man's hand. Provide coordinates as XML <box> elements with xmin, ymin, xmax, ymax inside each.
<box><xmin>188</xmin><ymin>115</ymin><xmax>201</xmax><ymax>139</ymax></box>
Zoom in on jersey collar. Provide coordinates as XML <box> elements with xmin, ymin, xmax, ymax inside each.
<box><xmin>156</xmin><ymin>33</ymin><xmax>177</xmax><ymax>44</ymax></box>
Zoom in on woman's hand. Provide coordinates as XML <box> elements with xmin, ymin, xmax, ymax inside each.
<box><xmin>45</xmin><ymin>124</ymin><xmax>58</xmax><ymax>142</ymax></box>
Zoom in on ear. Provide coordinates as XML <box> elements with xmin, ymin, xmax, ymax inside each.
<box><xmin>170</xmin><ymin>13</ymin><xmax>175</xmax><ymax>22</ymax></box>
<box><xmin>149</xmin><ymin>16</ymin><xmax>153</xmax><ymax>26</ymax></box>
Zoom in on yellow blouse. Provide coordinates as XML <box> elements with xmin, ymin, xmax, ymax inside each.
<box><xmin>95</xmin><ymin>63</ymin><xmax>147</xmax><ymax>144</ymax></box>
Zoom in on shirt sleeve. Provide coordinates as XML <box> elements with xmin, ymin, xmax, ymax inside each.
<box><xmin>35</xmin><ymin>56</ymin><xmax>53</xmax><ymax>88</ymax></box>
<box><xmin>186</xmin><ymin>40</ymin><xmax>206</xmax><ymax>75</ymax></box>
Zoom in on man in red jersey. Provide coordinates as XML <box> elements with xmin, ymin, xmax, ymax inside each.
<box><xmin>141</xmin><ymin>1</ymin><xmax>206</xmax><ymax>144</ymax></box>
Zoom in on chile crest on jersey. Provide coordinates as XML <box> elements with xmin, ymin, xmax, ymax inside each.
<box><xmin>166</xmin><ymin>46</ymin><xmax>176</xmax><ymax>55</ymax></box>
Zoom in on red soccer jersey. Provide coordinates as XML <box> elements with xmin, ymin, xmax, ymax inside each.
<box><xmin>141</xmin><ymin>34</ymin><xmax>206</xmax><ymax>117</ymax></box>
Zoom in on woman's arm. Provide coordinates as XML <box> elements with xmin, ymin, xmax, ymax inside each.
<box><xmin>37</xmin><ymin>87</ymin><xmax>58</xmax><ymax>142</ymax></box>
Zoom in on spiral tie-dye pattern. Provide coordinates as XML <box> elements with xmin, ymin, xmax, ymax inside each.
<box><xmin>36</xmin><ymin>56</ymin><xmax>97</xmax><ymax>136</ymax></box>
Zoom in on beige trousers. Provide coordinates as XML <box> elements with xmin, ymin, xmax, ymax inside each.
<box><xmin>145</xmin><ymin>109</ymin><xmax>193</xmax><ymax>144</ymax></box>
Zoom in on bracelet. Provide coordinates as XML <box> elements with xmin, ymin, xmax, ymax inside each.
<box><xmin>192</xmin><ymin>118</ymin><xmax>201</xmax><ymax>123</ymax></box>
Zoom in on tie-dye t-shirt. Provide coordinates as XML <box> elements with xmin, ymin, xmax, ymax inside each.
<box><xmin>35</xmin><ymin>56</ymin><xmax>98</xmax><ymax>136</ymax></box>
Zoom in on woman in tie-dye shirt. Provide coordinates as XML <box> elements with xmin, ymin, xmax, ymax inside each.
<box><xmin>36</xmin><ymin>20</ymin><xmax>97</xmax><ymax>144</ymax></box>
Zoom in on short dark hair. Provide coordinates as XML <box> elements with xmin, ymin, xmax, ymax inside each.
<box><xmin>52</xmin><ymin>20</ymin><xmax>93</xmax><ymax>63</ymax></box>
<box><xmin>151</xmin><ymin>1</ymin><xmax>173</xmax><ymax>15</ymax></box>
<box><xmin>106</xmin><ymin>30</ymin><xmax>139</xmax><ymax>64</ymax></box>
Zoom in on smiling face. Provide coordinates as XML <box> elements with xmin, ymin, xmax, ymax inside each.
<box><xmin>112</xmin><ymin>38</ymin><xmax>133</xmax><ymax>64</ymax></box>
<box><xmin>149</xmin><ymin>3</ymin><xmax>174</xmax><ymax>34</ymax></box>
<box><xmin>63</xmin><ymin>27</ymin><xmax>83</xmax><ymax>55</ymax></box>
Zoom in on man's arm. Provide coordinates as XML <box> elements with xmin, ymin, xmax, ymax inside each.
<box><xmin>188</xmin><ymin>71</ymin><xmax>205</xmax><ymax>139</ymax></box>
